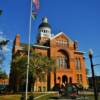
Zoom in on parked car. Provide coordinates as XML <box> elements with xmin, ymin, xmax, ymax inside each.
<box><xmin>60</xmin><ymin>84</ymin><xmax>78</xmax><ymax>99</ymax></box>
<box><xmin>0</xmin><ymin>85</ymin><xmax>6</xmax><ymax>93</ymax></box>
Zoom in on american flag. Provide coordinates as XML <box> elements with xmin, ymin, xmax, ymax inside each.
<box><xmin>33</xmin><ymin>0</ymin><xmax>39</xmax><ymax>10</ymax></box>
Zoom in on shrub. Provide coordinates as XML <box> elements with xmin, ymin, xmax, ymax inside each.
<box><xmin>28</xmin><ymin>93</ymin><xmax>34</xmax><ymax>100</ymax></box>
<box><xmin>20</xmin><ymin>93</ymin><xmax>26</xmax><ymax>100</ymax></box>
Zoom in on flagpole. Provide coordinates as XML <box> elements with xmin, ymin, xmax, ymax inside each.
<box><xmin>26</xmin><ymin>0</ymin><xmax>32</xmax><ymax>100</ymax></box>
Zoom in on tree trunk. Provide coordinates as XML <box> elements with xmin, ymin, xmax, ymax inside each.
<box><xmin>54</xmin><ymin>67</ymin><xmax>56</xmax><ymax>86</ymax></box>
<box><xmin>47</xmin><ymin>70</ymin><xmax>51</xmax><ymax>91</ymax></box>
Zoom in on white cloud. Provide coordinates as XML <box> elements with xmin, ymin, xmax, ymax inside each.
<box><xmin>0</xmin><ymin>37</ymin><xmax>6</xmax><ymax>41</ymax></box>
<box><xmin>2</xmin><ymin>46</ymin><xmax>10</xmax><ymax>52</ymax></box>
<box><xmin>0</xmin><ymin>32</ymin><xmax>10</xmax><ymax>52</ymax></box>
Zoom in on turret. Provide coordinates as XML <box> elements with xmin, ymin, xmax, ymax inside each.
<box><xmin>37</xmin><ymin>17</ymin><xmax>52</xmax><ymax>44</ymax></box>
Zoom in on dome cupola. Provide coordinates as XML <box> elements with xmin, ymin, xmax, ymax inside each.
<box><xmin>39</xmin><ymin>17</ymin><xmax>51</xmax><ymax>29</ymax></box>
<box><xmin>38</xmin><ymin>17</ymin><xmax>51</xmax><ymax>38</ymax></box>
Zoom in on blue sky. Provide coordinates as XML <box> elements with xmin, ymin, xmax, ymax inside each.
<box><xmin>0</xmin><ymin>0</ymin><xmax>100</xmax><ymax>76</ymax></box>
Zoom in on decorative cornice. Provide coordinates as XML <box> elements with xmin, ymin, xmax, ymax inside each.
<box><xmin>15</xmin><ymin>46</ymin><xmax>23</xmax><ymax>50</ymax></box>
<box><xmin>33</xmin><ymin>44</ymin><xmax>50</xmax><ymax>49</ymax></box>
<box><xmin>74</xmin><ymin>51</ymin><xmax>85</xmax><ymax>54</ymax></box>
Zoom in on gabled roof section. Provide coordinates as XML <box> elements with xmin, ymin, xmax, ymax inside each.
<box><xmin>50</xmin><ymin>32</ymin><xmax>74</xmax><ymax>43</ymax></box>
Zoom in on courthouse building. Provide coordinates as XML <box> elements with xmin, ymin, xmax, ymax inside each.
<box><xmin>11</xmin><ymin>17</ymin><xmax>88</xmax><ymax>91</ymax></box>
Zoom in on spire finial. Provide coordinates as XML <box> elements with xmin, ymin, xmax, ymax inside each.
<box><xmin>42</xmin><ymin>17</ymin><xmax>48</xmax><ymax>23</ymax></box>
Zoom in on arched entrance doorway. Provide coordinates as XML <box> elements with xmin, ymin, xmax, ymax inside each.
<box><xmin>62</xmin><ymin>75</ymin><xmax>68</xmax><ymax>84</ymax></box>
<box><xmin>69</xmin><ymin>77</ymin><xmax>72</xmax><ymax>83</ymax></box>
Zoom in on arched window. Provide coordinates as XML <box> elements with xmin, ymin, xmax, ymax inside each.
<box><xmin>57</xmin><ymin>50</ymin><xmax>70</xmax><ymax>69</ymax></box>
<box><xmin>57</xmin><ymin>57</ymin><xmax>69</xmax><ymax>69</ymax></box>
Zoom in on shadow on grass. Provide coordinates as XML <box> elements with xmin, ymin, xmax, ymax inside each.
<box><xmin>49</xmin><ymin>95</ymin><xmax>81</xmax><ymax>100</ymax></box>
<box><xmin>49</xmin><ymin>96</ymin><xmax>59</xmax><ymax>99</ymax></box>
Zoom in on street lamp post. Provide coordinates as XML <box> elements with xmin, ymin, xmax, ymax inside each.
<box><xmin>88</xmin><ymin>49</ymin><xmax>98</xmax><ymax>100</ymax></box>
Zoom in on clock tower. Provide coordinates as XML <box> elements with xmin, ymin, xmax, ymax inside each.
<box><xmin>37</xmin><ymin>17</ymin><xmax>52</xmax><ymax>44</ymax></box>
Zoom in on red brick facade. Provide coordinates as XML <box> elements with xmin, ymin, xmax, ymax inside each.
<box><xmin>12</xmin><ymin>17</ymin><xmax>88</xmax><ymax>91</ymax></box>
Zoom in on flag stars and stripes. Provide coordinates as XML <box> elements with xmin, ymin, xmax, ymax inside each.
<box><xmin>33</xmin><ymin>0</ymin><xmax>39</xmax><ymax>10</ymax></box>
<box><xmin>32</xmin><ymin>0</ymin><xmax>39</xmax><ymax>20</ymax></box>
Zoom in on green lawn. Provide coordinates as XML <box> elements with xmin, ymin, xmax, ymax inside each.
<box><xmin>0</xmin><ymin>93</ymin><xmax>100</xmax><ymax>100</ymax></box>
<box><xmin>0</xmin><ymin>92</ymin><xmax>58</xmax><ymax>100</ymax></box>
<box><xmin>79</xmin><ymin>94</ymin><xmax>100</xmax><ymax>100</ymax></box>
<box><xmin>0</xmin><ymin>95</ymin><xmax>21</xmax><ymax>100</ymax></box>
<box><xmin>34</xmin><ymin>93</ymin><xmax>58</xmax><ymax>100</ymax></box>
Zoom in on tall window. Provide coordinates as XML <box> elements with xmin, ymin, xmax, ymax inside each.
<box><xmin>63</xmin><ymin>57</ymin><xmax>69</xmax><ymax>69</ymax></box>
<box><xmin>60</xmin><ymin>57</ymin><xmax>63</xmax><ymax>67</ymax></box>
<box><xmin>57</xmin><ymin>50</ymin><xmax>70</xmax><ymax>69</ymax></box>
<box><xmin>57</xmin><ymin>58</ymin><xmax>60</xmax><ymax>69</ymax></box>
<box><xmin>57</xmin><ymin>57</ymin><xmax>62</xmax><ymax>69</ymax></box>
<box><xmin>77</xmin><ymin>74</ymin><xmax>82</xmax><ymax>82</ymax></box>
<box><xmin>57</xmin><ymin>57</ymin><xmax>69</xmax><ymax>69</ymax></box>
<box><xmin>75</xmin><ymin>58</ymin><xmax>81</xmax><ymax>70</ymax></box>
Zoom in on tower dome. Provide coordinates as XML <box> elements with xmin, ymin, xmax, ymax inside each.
<box><xmin>38</xmin><ymin>17</ymin><xmax>52</xmax><ymax>38</ymax></box>
<box><xmin>39</xmin><ymin>17</ymin><xmax>51</xmax><ymax>29</ymax></box>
